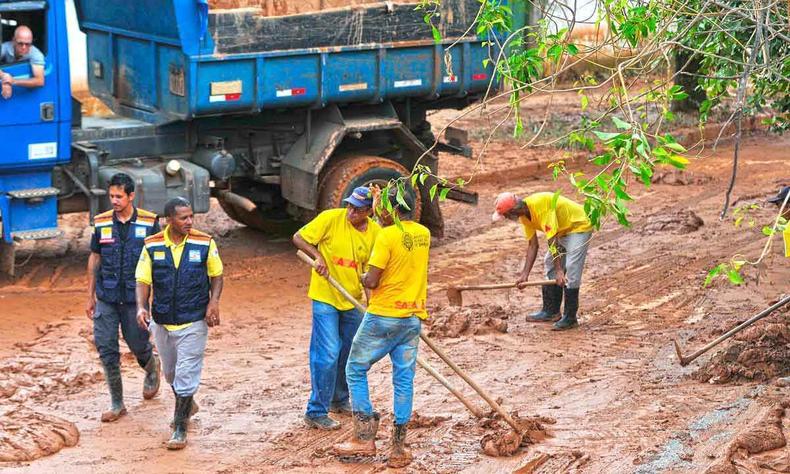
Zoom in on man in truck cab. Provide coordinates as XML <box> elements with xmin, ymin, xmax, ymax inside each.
<box><xmin>0</xmin><ymin>25</ymin><xmax>45</xmax><ymax>99</ymax></box>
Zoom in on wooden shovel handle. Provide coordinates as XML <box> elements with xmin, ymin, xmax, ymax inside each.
<box><xmin>457</xmin><ymin>280</ymin><xmax>556</xmax><ymax>291</ymax></box>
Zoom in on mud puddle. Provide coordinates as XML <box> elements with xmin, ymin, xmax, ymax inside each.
<box><xmin>0</xmin><ymin>406</ymin><xmax>79</xmax><ymax>462</ymax></box>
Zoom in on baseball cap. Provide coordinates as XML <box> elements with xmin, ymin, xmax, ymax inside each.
<box><xmin>492</xmin><ymin>192</ymin><xmax>518</xmax><ymax>222</ymax></box>
<box><xmin>343</xmin><ymin>186</ymin><xmax>373</xmax><ymax>208</ymax></box>
<box><xmin>767</xmin><ymin>186</ymin><xmax>789</xmax><ymax>204</ymax></box>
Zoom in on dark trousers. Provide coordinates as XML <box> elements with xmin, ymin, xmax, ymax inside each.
<box><xmin>93</xmin><ymin>300</ymin><xmax>153</xmax><ymax>368</ymax></box>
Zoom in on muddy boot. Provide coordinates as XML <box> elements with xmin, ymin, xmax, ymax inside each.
<box><xmin>332</xmin><ymin>412</ymin><xmax>380</xmax><ymax>457</ymax></box>
<box><xmin>100</xmin><ymin>363</ymin><xmax>127</xmax><ymax>422</ymax></box>
<box><xmin>553</xmin><ymin>287</ymin><xmax>579</xmax><ymax>331</ymax></box>
<box><xmin>387</xmin><ymin>423</ymin><xmax>413</xmax><ymax>468</ymax></box>
<box><xmin>169</xmin><ymin>385</ymin><xmax>199</xmax><ymax>428</ymax></box>
<box><xmin>528</xmin><ymin>285</ymin><xmax>563</xmax><ymax>322</ymax></box>
<box><xmin>167</xmin><ymin>394</ymin><xmax>193</xmax><ymax>450</ymax></box>
<box><xmin>142</xmin><ymin>354</ymin><xmax>160</xmax><ymax>400</ymax></box>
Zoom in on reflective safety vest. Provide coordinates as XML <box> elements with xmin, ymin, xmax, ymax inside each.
<box><xmin>145</xmin><ymin>229</ymin><xmax>212</xmax><ymax>325</ymax></box>
<box><xmin>95</xmin><ymin>208</ymin><xmax>159</xmax><ymax>304</ymax></box>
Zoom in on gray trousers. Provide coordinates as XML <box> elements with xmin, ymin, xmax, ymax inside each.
<box><xmin>94</xmin><ymin>300</ymin><xmax>152</xmax><ymax>368</ymax></box>
<box><xmin>544</xmin><ymin>232</ymin><xmax>592</xmax><ymax>289</ymax></box>
<box><xmin>150</xmin><ymin>320</ymin><xmax>208</xmax><ymax>397</ymax></box>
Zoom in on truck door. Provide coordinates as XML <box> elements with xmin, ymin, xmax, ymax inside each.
<box><xmin>0</xmin><ymin>1</ymin><xmax>70</xmax><ymax>171</ymax></box>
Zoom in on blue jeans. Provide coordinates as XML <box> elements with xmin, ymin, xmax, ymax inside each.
<box><xmin>93</xmin><ymin>300</ymin><xmax>153</xmax><ymax>368</ymax></box>
<box><xmin>305</xmin><ymin>300</ymin><xmax>363</xmax><ymax>418</ymax></box>
<box><xmin>346</xmin><ymin>313</ymin><xmax>421</xmax><ymax>426</ymax></box>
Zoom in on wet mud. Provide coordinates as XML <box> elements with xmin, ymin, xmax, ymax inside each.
<box><xmin>704</xmin><ymin>401</ymin><xmax>788</xmax><ymax>473</ymax></box>
<box><xmin>0</xmin><ymin>406</ymin><xmax>79</xmax><ymax>462</ymax></box>
<box><xmin>695</xmin><ymin>318</ymin><xmax>790</xmax><ymax>384</ymax></box>
<box><xmin>479</xmin><ymin>412</ymin><xmax>554</xmax><ymax>457</ymax></box>
<box><xmin>642</xmin><ymin>209</ymin><xmax>704</xmax><ymax>235</ymax></box>
<box><xmin>426</xmin><ymin>304</ymin><xmax>512</xmax><ymax>338</ymax></box>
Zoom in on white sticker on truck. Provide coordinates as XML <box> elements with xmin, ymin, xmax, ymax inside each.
<box><xmin>393</xmin><ymin>79</ymin><xmax>422</xmax><ymax>88</ymax></box>
<box><xmin>28</xmin><ymin>142</ymin><xmax>57</xmax><ymax>160</ymax></box>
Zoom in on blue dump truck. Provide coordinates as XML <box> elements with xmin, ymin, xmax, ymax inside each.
<box><xmin>0</xmin><ymin>0</ymin><xmax>499</xmax><ymax>275</ymax></box>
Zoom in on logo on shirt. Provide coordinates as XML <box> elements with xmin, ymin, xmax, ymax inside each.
<box><xmin>332</xmin><ymin>256</ymin><xmax>358</xmax><ymax>269</ymax></box>
<box><xmin>135</xmin><ymin>226</ymin><xmax>147</xmax><ymax>238</ymax></box>
<box><xmin>99</xmin><ymin>227</ymin><xmax>113</xmax><ymax>244</ymax></box>
<box><xmin>188</xmin><ymin>249</ymin><xmax>201</xmax><ymax>263</ymax></box>
<box><xmin>402</xmin><ymin>232</ymin><xmax>413</xmax><ymax>251</ymax></box>
<box><xmin>153</xmin><ymin>251</ymin><xmax>166</xmax><ymax>261</ymax></box>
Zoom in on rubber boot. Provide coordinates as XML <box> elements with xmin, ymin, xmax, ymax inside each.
<box><xmin>167</xmin><ymin>394</ymin><xmax>193</xmax><ymax>450</ymax></box>
<box><xmin>142</xmin><ymin>354</ymin><xmax>161</xmax><ymax>400</ymax></box>
<box><xmin>169</xmin><ymin>385</ymin><xmax>199</xmax><ymax>428</ymax></box>
<box><xmin>100</xmin><ymin>363</ymin><xmax>127</xmax><ymax>422</ymax></box>
<box><xmin>332</xmin><ymin>412</ymin><xmax>380</xmax><ymax>457</ymax></box>
<box><xmin>527</xmin><ymin>285</ymin><xmax>563</xmax><ymax>322</ymax></box>
<box><xmin>553</xmin><ymin>287</ymin><xmax>579</xmax><ymax>330</ymax></box>
<box><xmin>387</xmin><ymin>423</ymin><xmax>413</xmax><ymax>468</ymax></box>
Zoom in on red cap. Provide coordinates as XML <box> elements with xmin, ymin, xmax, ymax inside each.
<box><xmin>492</xmin><ymin>192</ymin><xmax>518</xmax><ymax>221</ymax></box>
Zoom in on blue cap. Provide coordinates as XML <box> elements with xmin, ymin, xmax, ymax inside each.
<box><xmin>343</xmin><ymin>186</ymin><xmax>373</xmax><ymax>208</ymax></box>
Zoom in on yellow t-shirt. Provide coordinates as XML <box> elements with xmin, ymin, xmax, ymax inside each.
<box><xmin>519</xmin><ymin>192</ymin><xmax>593</xmax><ymax>241</ymax></box>
<box><xmin>135</xmin><ymin>226</ymin><xmax>223</xmax><ymax>330</ymax></box>
<box><xmin>367</xmin><ymin>220</ymin><xmax>430</xmax><ymax>319</ymax></box>
<box><xmin>298</xmin><ymin>208</ymin><xmax>381</xmax><ymax>310</ymax></box>
<box><xmin>783</xmin><ymin>225</ymin><xmax>790</xmax><ymax>258</ymax></box>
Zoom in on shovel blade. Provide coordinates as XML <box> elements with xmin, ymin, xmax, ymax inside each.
<box><xmin>446</xmin><ymin>288</ymin><xmax>463</xmax><ymax>306</ymax></box>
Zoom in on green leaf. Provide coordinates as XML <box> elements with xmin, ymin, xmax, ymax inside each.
<box><xmin>704</xmin><ymin>263</ymin><xmax>726</xmax><ymax>287</ymax></box>
<box><xmin>411</xmin><ymin>173</ymin><xmax>419</xmax><ymax>188</ymax></box>
<box><xmin>664</xmin><ymin>142</ymin><xmax>687</xmax><ymax>153</ymax></box>
<box><xmin>551</xmin><ymin>190</ymin><xmax>560</xmax><ymax>210</ymax></box>
<box><xmin>580</xmin><ymin>94</ymin><xmax>589</xmax><ymax>111</ymax></box>
<box><xmin>547</xmin><ymin>44</ymin><xmax>563</xmax><ymax>62</ymax></box>
<box><xmin>666</xmin><ymin>154</ymin><xmax>689</xmax><ymax>170</ymax></box>
<box><xmin>429</xmin><ymin>183</ymin><xmax>438</xmax><ymax>201</ymax></box>
<box><xmin>431</xmin><ymin>25</ymin><xmax>442</xmax><ymax>44</ymax></box>
<box><xmin>419</xmin><ymin>173</ymin><xmax>428</xmax><ymax>185</ymax></box>
<box><xmin>726</xmin><ymin>269</ymin><xmax>744</xmax><ymax>285</ymax></box>
<box><xmin>566</xmin><ymin>43</ymin><xmax>579</xmax><ymax>55</ymax></box>
<box><xmin>614</xmin><ymin>185</ymin><xmax>633</xmax><ymax>201</ymax></box>
<box><xmin>439</xmin><ymin>187</ymin><xmax>451</xmax><ymax>201</ymax></box>
<box><xmin>593</xmin><ymin>131</ymin><xmax>622</xmax><ymax>141</ymax></box>
<box><xmin>395</xmin><ymin>186</ymin><xmax>411</xmax><ymax>211</ymax></box>
<box><xmin>612</xmin><ymin>116</ymin><xmax>631</xmax><ymax>130</ymax></box>
<box><xmin>762</xmin><ymin>226</ymin><xmax>775</xmax><ymax>236</ymax></box>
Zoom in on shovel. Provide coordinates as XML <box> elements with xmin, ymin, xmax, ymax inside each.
<box><xmin>447</xmin><ymin>280</ymin><xmax>556</xmax><ymax>306</ymax></box>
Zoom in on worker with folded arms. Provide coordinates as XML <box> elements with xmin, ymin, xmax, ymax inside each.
<box><xmin>293</xmin><ymin>186</ymin><xmax>381</xmax><ymax>430</ymax></box>
<box><xmin>492</xmin><ymin>191</ymin><xmax>593</xmax><ymax>330</ymax></box>
<box><xmin>333</xmin><ymin>187</ymin><xmax>428</xmax><ymax>468</ymax></box>
<box><xmin>135</xmin><ymin>197</ymin><xmax>224</xmax><ymax>450</ymax></box>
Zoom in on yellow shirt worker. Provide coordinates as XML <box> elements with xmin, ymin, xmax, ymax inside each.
<box><xmin>767</xmin><ymin>186</ymin><xmax>790</xmax><ymax>257</ymax></box>
<box><xmin>492</xmin><ymin>191</ymin><xmax>593</xmax><ymax>331</ymax></box>
<box><xmin>134</xmin><ymin>197</ymin><xmax>223</xmax><ymax>451</ymax></box>
<box><xmin>334</xmin><ymin>188</ymin><xmax>427</xmax><ymax>468</ymax></box>
<box><xmin>292</xmin><ymin>186</ymin><xmax>380</xmax><ymax>430</ymax></box>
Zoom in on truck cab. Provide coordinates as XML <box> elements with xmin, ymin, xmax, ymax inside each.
<box><xmin>0</xmin><ymin>0</ymin><xmax>71</xmax><ymax>265</ymax></box>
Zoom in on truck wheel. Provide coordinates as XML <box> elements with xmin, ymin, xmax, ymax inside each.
<box><xmin>318</xmin><ymin>155</ymin><xmax>422</xmax><ymax>221</ymax></box>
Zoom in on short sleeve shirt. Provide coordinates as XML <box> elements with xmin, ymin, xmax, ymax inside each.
<box><xmin>519</xmin><ymin>192</ymin><xmax>593</xmax><ymax>241</ymax></box>
<box><xmin>0</xmin><ymin>41</ymin><xmax>45</xmax><ymax>66</ymax></box>
<box><xmin>298</xmin><ymin>208</ymin><xmax>380</xmax><ymax>310</ymax></box>
<box><xmin>367</xmin><ymin>220</ymin><xmax>430</xmax><ymax>319</ymax></box>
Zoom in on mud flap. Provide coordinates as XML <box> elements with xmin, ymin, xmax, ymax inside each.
<box><xmin>0</xmin><ymin>240</ymin><xmax>15</xmax><ymax>278</ymax></box>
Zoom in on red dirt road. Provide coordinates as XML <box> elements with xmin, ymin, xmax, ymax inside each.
<box><xmin>0</xmin><ymin>132</ymin><xmax>788</xmax><ymax>472</ymax></box>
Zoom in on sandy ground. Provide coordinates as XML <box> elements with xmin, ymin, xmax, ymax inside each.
<box><xmin>0</xmin><ymin>96</ymin><xmax>788</xmax><ymax>472</ymax></box>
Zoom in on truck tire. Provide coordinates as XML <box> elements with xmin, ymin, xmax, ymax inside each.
<box><xmin>318</xmin><ymin>155</ymin><xmax>422</xmax><ymax>221</ymax></box>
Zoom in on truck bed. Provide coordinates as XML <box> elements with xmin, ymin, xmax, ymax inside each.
<box><xmin>76</xmin><ymin>0</ymin><xmax>497</xmax><ymax>124</ymax></box>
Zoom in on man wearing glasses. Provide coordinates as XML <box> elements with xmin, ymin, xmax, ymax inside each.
<box><xmin>0</xmin><ymin>25</ymin><xmax>45</xmax><ymax>99</ymax></box>
<box><xmin>292</xmin><ymin>186</ymin><xmax>381</xmax><ymax>430</ymax></box>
